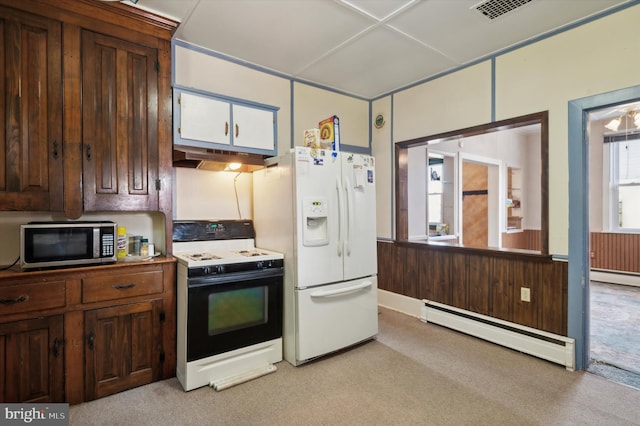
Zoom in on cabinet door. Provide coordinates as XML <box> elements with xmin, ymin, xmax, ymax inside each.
<box><xmin>0</xmin><ymin>8</ymin><xmax>63</xmax><ymax>211</ymax></box>
<box><xmin>0</xmin><ymin>316</ymin><xmax>64</xmax><ymax>403</ymax></box>
<box><xmin>81</xmin><ymin>30</ymin><xmax>159</xmax><ymax>211</ymax></box>
<box><xmin>178</xmin><ymin>91</ymin><xmax>231</xmax><ymax>146</ymax></box>
<box><xmin>84</xmin><ymin>300</ymin><xmax>162</xmax><ymax>401</ymax></box>
<box><xmin>232</xmin><ymin>104</ymin><xmax>275</xmax><ymax>152</ymax></box>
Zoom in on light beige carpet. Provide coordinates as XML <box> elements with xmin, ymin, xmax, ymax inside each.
<box><xmin>70</xmin><ymin>307</ymin><xmax>640</xmax><ymax>425</ymax></box>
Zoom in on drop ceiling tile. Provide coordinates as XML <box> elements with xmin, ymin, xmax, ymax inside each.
<box><xmin>388</xmin><ymin>0</ymin><xmax>627</xmax><ymax>64</ymax></box>
<box><xmin>297</xmin><ymin>26</ymin><xmax>457</xmax><ymax>98</ymax></box>
<box><xmin>132</xmin><ymin>0</ymin><xmax>633</xmax><ymax>98</ymax></box>
<box><xmin>174</xmin><ymin>0</ymin><xmax>376</xmax><ymax>75</ymax></box>
<box><xmin>339</xmin><ymin>0</ymin><xmax>417</xmax><ymax>20</ymax></box>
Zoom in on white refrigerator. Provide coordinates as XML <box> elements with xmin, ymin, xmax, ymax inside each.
<box><xmin>253</xmin><ymin>147</ymin><xmax>378</xmax><ymax>365</ymax></box>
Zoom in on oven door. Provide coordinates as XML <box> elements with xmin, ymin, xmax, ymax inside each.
<box><xmin>186</xmin><ymin>268</ymin><xmax>283</xmax><ymax>362</ymax></box>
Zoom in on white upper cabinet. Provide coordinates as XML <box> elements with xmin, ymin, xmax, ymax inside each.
<box><xmin>179</xmin><ymin>91</ymin><xmax>231</xmax><ymax>146</ymax></box>
<box><xmin>174</xmin><ymin>87</ymin><xmax>278</xmax><ymax>155</ymax></box>
<box><xmin>232</xmin><ymin>104</ymin><xmax>275</xmax><ymax>151</ymax></box>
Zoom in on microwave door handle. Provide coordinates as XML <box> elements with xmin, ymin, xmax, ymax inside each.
<box><xmin>93</xmin><ymin>228</ymin><xmax>100</xmax><ymax>258</ymax></box>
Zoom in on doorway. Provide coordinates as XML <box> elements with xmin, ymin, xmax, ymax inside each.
<box><xmin>568</xmin><ymin>85</ymin><xmax>640</xmax><ymax>377</ymax></box>
<box><xmin>585</xmin><ymin>102</ymin><xmax>640</xmax><ymax>388</ymax></box>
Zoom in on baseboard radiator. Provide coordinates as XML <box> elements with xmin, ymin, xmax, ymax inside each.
<box><xmin>421</xmin><ymin>300</ymin><xmax>575</xmax><ymax>370</ymax></box>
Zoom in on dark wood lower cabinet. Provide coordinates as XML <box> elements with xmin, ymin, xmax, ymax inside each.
<box><xmin>0</xmin><ymin>258</ymin><xmax>176</xmax><ymax>404</ymax></box>
<box><xmin>0</xmin><ymin>316</ymin><xmax>64</xmax><ymax>402</ymax></box>
<box><xmin>378</xmin><ymin>241</ymin><xmax>568</xmax><ymax>335</ymax></box>
<box><xmin>84</xmin><ymin>300</ymin><xmax>162</xmax><ymax>401</ymax></box>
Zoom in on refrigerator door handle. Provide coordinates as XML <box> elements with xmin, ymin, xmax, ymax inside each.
<box><xmin>344</xmin><ymin>177</ymin><xmax>354</xmax><ymax>256</ymax></box>
<box><xmin>309</xmin><ymin>281</ymin><xmax>372</xmax><ymax>298</ymax></box>
<box><xmin>336</xmin><ymin>176</ymin><xmax>344</xmax><ymax>257</ymax></box>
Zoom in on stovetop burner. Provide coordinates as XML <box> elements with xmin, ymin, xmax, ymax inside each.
<box><xmin>187</xmin><ymin>252</ymin><xmax>223</xmax><ymax>261</ymax></box>
<box><xmin>172</xmin><ymin>220</ymin><xmax>283</xmax><ymax>269</ymax></box>
<box><xmin>236</xmin><ymin>249</ymin><xmax>269</xmax><ymax>257</ymax></box>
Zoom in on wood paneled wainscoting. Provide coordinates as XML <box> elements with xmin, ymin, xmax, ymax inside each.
<box><xmin>590</xmin><ymin>232</ymin><xmax>640</xmax><ymax>274</ymax></box>
<box><xmin>377</xmin><ymin>240</ymin><xmax>568</xmax><ymax>335</ymax></box>
<box><xmin>502</xmin><ymin>229</ymin><xmax>542</xmax><ymax>252</ymax></box>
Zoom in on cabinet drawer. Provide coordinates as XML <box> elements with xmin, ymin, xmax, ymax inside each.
<box><xmin>0</xmin><ymin>280</ymin><xmax>66</xmax><ymax>316</ymax></box>
<box><xmin>82</xmin><ymin>270</ymin><xmax>163</xmax><ymax>303</ymax></box>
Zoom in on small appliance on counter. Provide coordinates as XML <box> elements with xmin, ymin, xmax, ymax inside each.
<box><xmin>20</xmin><ymin>221</ymin><xmax>117</xmax><ymax>269</ymax></box>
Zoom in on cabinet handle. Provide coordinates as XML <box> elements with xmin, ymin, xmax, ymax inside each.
<box><xmin>87</xmin><ymin>332</ymin><xmax>95</xmax><ymax>350</ymax></box>
<box><xmin>113</xmin><ymin>283</ymin><xmax>136</xmax><ymax>290</ymax></box>
<box><xmin>86</xmin><ymin>144</ymin><xmax>92</xmax><ymax>161</ymax></box>
<box><xmin>52</xmin><ymin>140</ymin><xmax>59</xmax><ymax>160</ymax></box>
<box><xmin>0</xmin><ymin>295</ymin><xmax>28</xmax><ymax>304</ymax></box>
<box><xmin>53</xmin><ymin>337</ymin><xmax>61</xmax><ymax>358</ymax></box>
<box><xmin>225</xmin><ymin>122</ymin><xmax>229</xmax><ymax>136</ymax></box>
<box><xmin>235</xmin><ymin>123</ymin><xmax>239</xmax><ymax>138</ymax></box>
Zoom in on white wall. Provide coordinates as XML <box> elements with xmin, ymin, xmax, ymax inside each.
<box><xmin>172</xmin><ymin>43</ymin><xmax>371</xmax><ymax>222</ymax></box>
<box><xmin>293</xmin><ymin>82</ymin><xmax>369</xmax><ymax>149</ymax></box>
<box><xmin>178</xmin><ymin>0</ymin><xmax>639</xmax><ymax>247</ymax></box>
<box><xmin>386</xmin><ymin>4</ymin><xmax>640</xmax><ymax>255</ymax></box>
<box><xmin>371</xmin><ymin>96</ymin><xmax>393</xmax><ymax>239</ymax></box>
<box><xmin>174</xmin><ymin>168</ymin><xmax>253</xmax><ymax>220</ymax></box>
<box><xmin>493</xmin><ymin>4</ymin><xmax>640</xmax><ymax>254</ymax></box>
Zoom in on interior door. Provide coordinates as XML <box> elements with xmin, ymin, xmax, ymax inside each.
<box><xmin>462</xmin><ymin>161</ymin><xmax>488</xmax><ymax>247</ymax></box>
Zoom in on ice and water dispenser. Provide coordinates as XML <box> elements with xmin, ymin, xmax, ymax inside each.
<box><xmin>302</xmin><ymin>197</ymin><xmax>329</xmax><ymax>246</ymax></box>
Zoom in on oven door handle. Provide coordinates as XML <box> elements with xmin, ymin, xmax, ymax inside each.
<box><xmin>187</xmin><ymin>268</ymin><xmax>283</xmax><ymax>288</ymax></box>
<box><xmin>310</xmin><ymin>281</ymin><xmax>372</xmax><ymax>298</ymax></box>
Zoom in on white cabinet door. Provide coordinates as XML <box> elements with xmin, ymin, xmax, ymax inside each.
<box><xmin>296</xmin><ymin>277</ymin><xmax>378</xmax><ymax>363</ymax></box>
<box><xmin>232</xmin><ymin>104</ymin><xmax>275</xmax><ymax>151</ymax></box>
<box><xmin>179</xmin><ymin>92</ymin><xmax>231</xmax><ymax>146</ymax></box>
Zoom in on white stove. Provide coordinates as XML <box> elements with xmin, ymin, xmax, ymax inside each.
<box><xmin>173</xmin><ymin>220</ymin><xmax>284</xmax><ymax>392</ymax></box>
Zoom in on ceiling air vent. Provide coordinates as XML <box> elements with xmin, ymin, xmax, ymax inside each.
<box><xmin>472</xmin><ymin>0</ymin><xmax>532</xmax><ymax>20</ymax></box>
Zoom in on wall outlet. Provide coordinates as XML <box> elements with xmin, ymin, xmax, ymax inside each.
<box><xmin>520</xmin><ymin>287</ymin><xmax>531</xmax><ymax>302</ymax></box>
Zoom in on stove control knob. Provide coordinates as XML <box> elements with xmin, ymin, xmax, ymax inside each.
<box><xmin>256</xmin><ymin>261</ymin><xmax>264</xmax><ymax>269</ymax></box>
<box><xmin>216</xmin><ymin>265</ymin><xmax>225</xmax><ymax>274</ymax></box>
<box><xmin>203</xmin><ymin>266</ymin><xmax>211</xmax><ymax>275</ymax></box>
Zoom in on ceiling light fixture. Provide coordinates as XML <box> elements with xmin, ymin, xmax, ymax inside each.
<box><xmin>604</xmin><ymin>110</ymin><xmax>640</xmax><ymax>132</ymax></box>
<box><xmin>605</xmin><ymin>117</ymin><xmax>621</xmax><ymax>132</ymax></box>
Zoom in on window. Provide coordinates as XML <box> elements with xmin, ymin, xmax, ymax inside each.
<box><xmin>608</xmin><ymin>137</ymin><xmax>640</xmax><ymax>231</ymax></box>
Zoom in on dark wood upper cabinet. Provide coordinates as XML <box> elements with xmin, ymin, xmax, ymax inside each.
<box><xmin>0</xmin><ymin>7</ymin><xmax>63</xmax><ymax>211</ymax></box>
<box><xmin>81</xmin><ymin>30</ymin><xmax>159</xmax><ymax>212</ymax></box>
<box><xmin>0</xmin><ymin>0</ymin><xmax>176</xmax><ymax>234</ymax></box>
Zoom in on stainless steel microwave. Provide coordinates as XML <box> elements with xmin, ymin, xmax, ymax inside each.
<box><xmin>20</xmin><ymin>221</ymin><xmax>117</xmax><ymax>269</ymax></box>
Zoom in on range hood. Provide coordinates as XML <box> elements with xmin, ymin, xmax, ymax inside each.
<box><xmin>173</xmin><ymin>145</ymin><xmax>267</xmax><ymax>173</ymax></box>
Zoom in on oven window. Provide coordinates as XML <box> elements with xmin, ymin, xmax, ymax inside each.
<box><xmin>187</xmin><ymin>273</ymin><xmax>283</xmax><ymax>361</ymax></box>
<box><xmin>208</xmin><ymin>286</ymin><xmax>267</xmax><ymax>335</ymax></box>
